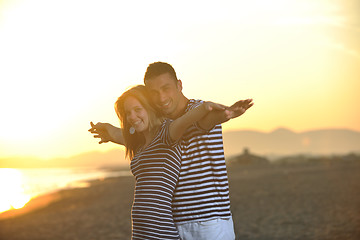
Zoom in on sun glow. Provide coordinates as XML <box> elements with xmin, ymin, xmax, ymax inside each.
<box><xmin>0</xmin><ymin>169</ymin><xmax>31</xmax><ymax>213</ymax></box>
<box><xmin>0</xmin><ymin>0</ymin><xmax>359</xmax><ymax>160</ymax></box>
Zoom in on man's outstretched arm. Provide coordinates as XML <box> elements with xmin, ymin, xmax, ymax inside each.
<box><xmin>197</xmin><ymin>99</ymin><xmax>254</xmax><ymax>131</ymax></box>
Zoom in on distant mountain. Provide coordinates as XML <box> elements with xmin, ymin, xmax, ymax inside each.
<box><xmin>51</xmin><ymin>149</ymin><xmax>127</xmax><ymax>168</ymax></box>
<box><xmin>223</xmin><ymin>128</ymin><xmax>360</xmax><ymax>158</ymax></box>
<box><xmin>2</xmin><ymin>128</ymin><xmax>359</xmax><ymax>168</ymax></box>
<box><xmin>0</xmin><ymin>149</ymin><xmax>127</xmax><ymax>168</ymax></box>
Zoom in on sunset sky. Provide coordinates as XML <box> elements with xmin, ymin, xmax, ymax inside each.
<box><xmin>1</xmin><ymin>0</ymin><xmax>359</xmax><ymax>160</ymax></box>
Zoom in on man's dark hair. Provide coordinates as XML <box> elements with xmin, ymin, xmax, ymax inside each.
<box><xmin>144</xmin><ymin>62</ymin><xmax>178</xmax><ymax>83</ymax></box>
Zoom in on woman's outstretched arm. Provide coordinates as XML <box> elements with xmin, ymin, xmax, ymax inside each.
<box><xmin>88</xmin><ymin>122</ymin><xmax>125</xmax><ymax>145</ymax></box>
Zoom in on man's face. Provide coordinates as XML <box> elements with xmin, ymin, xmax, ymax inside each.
<box><xmin>145</xmin><ymin>72</ymin><xmax>183</xmax><ymax>118</ymax></box>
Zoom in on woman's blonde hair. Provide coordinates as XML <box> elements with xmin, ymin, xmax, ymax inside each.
<box><xmin>114</xmin><ymin>85</ymin><xmax>163</xmax><ymax>159</ymax></box>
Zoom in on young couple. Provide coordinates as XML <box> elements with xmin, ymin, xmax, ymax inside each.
<box><xmin>89</xmin><ymin>62</ymin><xmax>253</xmax><ymax>240</ymax></box>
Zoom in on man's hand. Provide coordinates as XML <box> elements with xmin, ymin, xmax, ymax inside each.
<box><xmin>88</xmin><ymin>122</ymin><xmax>114</xmax><ymax>144</ymax></box>
<box><xmin>196</xmin><ymin>99</ymin><xmax>254</xmax><ymax>130</ymax></box>
<box><xmin>224</xmin><ymin>99</ymin><xmax>254</xmax><ymax>120</ymax></box>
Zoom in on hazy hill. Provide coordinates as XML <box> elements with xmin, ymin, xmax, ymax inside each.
<box><xmin>2</xmin><ymin>128</ymin><xmax>359</xmax><ymax>168</ymax></box>
<box><xmin>0</xmin><ymin>149</ymin><xmax>126</xmax><ymax>168</ymax></box>
<box><xmin>223</xmin><ymin>128</ymin><xmax>360</xmax><ymax>158</ymax></box>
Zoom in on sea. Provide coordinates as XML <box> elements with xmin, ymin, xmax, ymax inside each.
<box><xmin>0</xmin><ymin>167</ymin><xmax>131</xmax><ymax>213</ymax></box>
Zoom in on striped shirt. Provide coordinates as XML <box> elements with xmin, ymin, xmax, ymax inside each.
<box><xmin>130</xmin><ymin>120</ymin><xmax>181</xmax><ymax>240</ymax></box>
<box><xmin>170</xmin><ymin>99</ymin><xmax>232</xmax><ymax>223</ymax></box>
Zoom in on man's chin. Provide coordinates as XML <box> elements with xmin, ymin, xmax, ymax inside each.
<box><xmin>161</xmin><ymin>108</ymin><xmax>170</xmax><ymax>114</ymax></box>
<box><xmin>160</xmin><ymin>108</ymin><xmax>173</xmax><ymax>117</ymax></box>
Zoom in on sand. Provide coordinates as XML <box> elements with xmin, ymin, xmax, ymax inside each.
<box><xmin>1</xmin><ymin>161</ymin><xmax>359</xmax><ymax>240</ymax></box>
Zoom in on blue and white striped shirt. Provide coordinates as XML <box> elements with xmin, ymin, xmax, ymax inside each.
<box><xmin>171</xmin><ymin>99</ymin><xmax>232</xmax><ymax>223</ymax></box>
<box><xmin>131</xmin><ymin>120</ymin><xmax>181</xmax><ymax>240</ymax></box>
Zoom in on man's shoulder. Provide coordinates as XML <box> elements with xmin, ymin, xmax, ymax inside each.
<box><xmin>186</xmin><ymin>99</ymin><xmax>203</xmax><ymax>111</ymax></box>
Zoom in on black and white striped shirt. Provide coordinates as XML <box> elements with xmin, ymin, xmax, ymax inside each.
<box><xmin>130</xmin><ymin>120</ymin><xmax>181</xmax><ymax>240</ymax></box>
<box><xmin>171</xmin><ymin>99</ymin><xmax>232</xmax><ymax>223</ymax></box>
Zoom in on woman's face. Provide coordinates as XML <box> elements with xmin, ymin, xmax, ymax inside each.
<box><xmin>124</xmin><ymin>96</ymin><xmax>150</xmax><ymax>134</ymax></box>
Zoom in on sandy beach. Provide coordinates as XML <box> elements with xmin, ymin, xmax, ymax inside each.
<box><xmin>1</xmin><ymin>161</ymin><xmax>359</xmax><ymax>240</ymax></box>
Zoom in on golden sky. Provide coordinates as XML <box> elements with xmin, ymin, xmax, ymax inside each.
<box><xmin>1</xmin><ymin>0</ymin><xmax>359</xmax><ymax>159</ymax></box>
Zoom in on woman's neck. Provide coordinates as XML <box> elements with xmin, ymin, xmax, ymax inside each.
<box><xmin>139</xmin><ymin>120</ymin><xmax>162</xmax><ymax>149</ymax></box>
<box><xmin>143</xmin><ymin>134</ymin><xmax>152</xmax><ymax>148</ymax></box>
<box><xmin>142</xmin><ymin>127</ymin><xmax>156</xmax><ymax>148</ymax></box>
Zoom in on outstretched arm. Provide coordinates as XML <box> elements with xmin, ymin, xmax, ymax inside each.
<box><xmin>88</xmin><ymin>122</ymin><xmax>125</xmax><ymax>145</ymax></box>
<box><xmin>169</xmin><ymin>102</ymin><xmax>220</xmax><ymax>141</ymax></box>
<box><xmin>197</xmin><ymin>99</ymin><xmax>254</xmax><ymax>131</ymax></box>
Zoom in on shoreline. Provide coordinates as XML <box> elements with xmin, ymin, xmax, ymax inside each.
<box><xmin>0</xmin><ymin>175</ymin><xmax>135</xmax><ymax>240</ymax></box>
<box><xmin>0</xmin><ymin>167</ymin><xmax>132</xmax><ymax>218</ymax></box>
<box><xmin>0</xmin><ymin>175</ymin><xmax>120</xmax><ymax>220</ymax></box>
<box><xmin>1</xmin><ymin>162</ymin><xmax>359</xmax><ymax>240</ymax></box>
<box><xmin>0</xmin><ymin>175</ymin><xmax>133</xmax><ymax>220</ymax></box>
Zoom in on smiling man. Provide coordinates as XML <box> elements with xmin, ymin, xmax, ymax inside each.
<box><xmin>142</xmin><ymin>62</ymin><xmax>251</xmax><ymax>240</ymax></box>
<box><xmin>143</xmin><ymin>65</ymin><xmax>186</xmax><ymax>119</ymax></box>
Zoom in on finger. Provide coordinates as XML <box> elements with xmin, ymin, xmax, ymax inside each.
<box><xmin>88</xmin><ymin>122</ymin><xmax>95</xmax><ymax>132</ymax></box>
<box><xmin>241</xmin><ymin>101</ymin><xmax>253</xmax><ymax>110</ymax></box>
<box><xmin>232</xmin><ymin>100</ymin><xmax>245</xmax><ymax>108</ymax></box>
<box><xmin>237</xmin><ymin>99</ymin><xmax>253</xmax><ymax>107</ymax></box>
<box><xmin>245</xmin><ymin>99</ymin><xmax>253</xmax><ymax>106</ymax></box>
<box><xmin>246</xmin><ymin>102</ymin><xmax>254</xmax><ymax>109</ymax></box>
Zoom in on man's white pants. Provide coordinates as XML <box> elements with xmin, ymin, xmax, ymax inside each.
<box><xmin>176</xmin><ymin>217</ymin><xmax>235</xmax><ymax>240</ymax></box>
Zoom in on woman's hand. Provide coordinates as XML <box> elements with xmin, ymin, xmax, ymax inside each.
<box><xmin>88</xmin><ymin>122</ymin><xmax>114</xmax><ymax>144</ymax></box>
